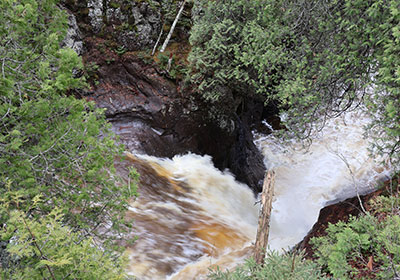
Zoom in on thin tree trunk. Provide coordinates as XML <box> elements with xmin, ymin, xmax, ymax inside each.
<box><xmin>160</xmin><ymin>0</ymin><xmax>186</xmax><ymax>53</ymax></box>
<box><xmin>254</xmin><ymin>170</ymin><xmax>275</xmax><ymax>264</ymax></box>
<box><xmin>166</xmin><ymin>53</ymin><xmax>173</xmax><ymax>72</ymax></box>
<box><xmin>151</xmin><ymin>25</ymin><xmax>164</xmax><ymax>56</ymax></box>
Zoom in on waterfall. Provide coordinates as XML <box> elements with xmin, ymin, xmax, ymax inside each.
<box><xmin>120</xmin><ymin>154</ymin><xmax>258</xmax><ymax>279</ymax></box>
<box><xmin>119</xmin><ymin>110</ymin><xmax>391</xmax><ymax>279</ymax></box>
<box><xmin>254</xmin><ymin>110</ymin><xmax>391</xmax><ymax>251</ymax></box>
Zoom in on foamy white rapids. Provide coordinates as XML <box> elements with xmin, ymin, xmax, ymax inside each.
<box><xmin>138</xmin><ymin>153</ymin><xmax>259</xmax><ymax>238</ymax></box>
<box><xmin>126</xmin><ymin>154</ymin><xmax>258</xmax><ymax>279</ymax></box>
<box><xmin>254</xmin><ymin>110</ymin><xmax>391</xmax><ymax>251</ymax></box>
<box><xmin>125</xmin><ymin>109</ymin><xmax>391</xmax><ymax>279</ymax></box>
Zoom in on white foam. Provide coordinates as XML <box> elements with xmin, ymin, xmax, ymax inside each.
<box><xmin>254</xmin><ymin>110</ymin><xmax>391</xmax><ymax>250</ymax></box>
<box><xmin>126</xmin><ymin>109</ymin><xmax>391</xmax><ymax>278</ymax></box>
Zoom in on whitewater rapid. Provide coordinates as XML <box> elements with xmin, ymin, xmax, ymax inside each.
<box><xmin>122</xmin><ymin>110</ymin><xmax>390</xmax><ymax>279</ymax></box>
<box><xmin>254</xmin><ymin>110</ymin><xmax>391</xmax><ymax>251</ymax></box>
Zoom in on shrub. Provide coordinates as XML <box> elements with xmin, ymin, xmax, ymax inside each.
<box><xmin>0</xmin><ymin>0</ymin><xmax>138</xmax><ymax>277</ymax></box>
<box><xmin>0</xmin><ymin>194</ymin><xmax>129</xmax><ymax>280</ymax></box>
<box><xmin>208</xmin><ymin>251</ymin><xmax>328</xmax><ymax>280</ymax></box>
<box><xmin>312</xmin><ymin>214</ymin><xmax>400</xmax><ymax>279</ymax></box>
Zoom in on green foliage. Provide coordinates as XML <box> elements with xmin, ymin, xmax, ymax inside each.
<box><xmin>128</xmin><ymin>166</ymin><xmax>140</xmax><ymax>198</ymax></box>
<box><xmin>160</xmin><ymin>0</ymin><xmax>193</xmax><ymax>34</ymax></box>
<box><xmin>208</xmin><ymin>251</ymin><xmax>328</xmax><ymax>280</ymax></box>
<box><xmin>115</xmin><ymin>45</ymin><xmax>128</xmax><ymax>56</ymax></box>
<box><xmin>364</xmin><ymin>0</ymin><xmax>400</xmax><ymax>166</ymax></box>
<box><xmin>0</xmin><ymin>191</ymin><xmax>129</xmax><ymax>280</ymax></box>
<box><xmin>189</xmin><ymin>0</ymin><xmax>400</xmax><ymax>165</ymax></box>
<box><xmin>157</xmin><ymin>52</ymin><xmax>187</xmax><ymax>79</ymax></box>
<box><xmin>369</xmin><ymin>193</ymin><xmax>400</xmax><ymax>216</ymax></box>
<box><xmin>157</xmin><ymin>52</ymin><xmax>171</xmax><ymax>67</ymax></box>
<box><xmin>0</xmin><ymin>0</ymin><xmax>139</xmax><ymax>277</ymax></box>
<box><xmin>189</xmin><ymin>0</ymin><xmax>274</xmax><ymax>102</ymax></box>
<box><xmin>0</xmin><ymin>0</ymin><xmax>130</xmax><ymax>232</ymax></box>
<box><xmin>311</xmin><ymin>214</ymin><xmax>400</xmax><ymax>279</ymax></box>
<box><xmin>84</xmin><ymin>61</ymin><xmax>100</xmax><ymax>82</ymax></box>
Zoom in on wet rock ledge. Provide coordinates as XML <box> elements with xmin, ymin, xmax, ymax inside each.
<box><xmin>82</xmin><ymin>37</ymin><xmax>265</xmax><ymax>192</ymax></box>
<box><xmin>297</xmin><ymin>188</ymin><xmax>386</xmax><ymax>258</ymax></box>
<box><xmin>63</xmin><ymin>0</ymin><xmax>268</xmax><ymax>192</ymax></box>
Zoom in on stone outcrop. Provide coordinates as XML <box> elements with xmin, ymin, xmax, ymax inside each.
<box><xmin>297</xmin><ymin>189</ymin><xmax>384</xmax><ymax>258</ymax></box>
<box><xmin>78</xmin><ymin>32</ymin><xmax>265</xmax><ymax>191</ymax></box>
<box><xmin>79</xmin><ymin>35</ymin><xmax>266</xmax><ymax>192</ymax></box>
<box><xmin>62</xmin><ymin>0</ymin><xmax>191</xmax><ymax>51</ymax></box>
<box><xmin>62</xmin><ymin>0</ymin><xmax>267</xmax><ymax>192</ymax></box>
<box><xmin>62</xmin><ymin>10</ymin><xmax>83</xmax><ymax>55</ymax></box>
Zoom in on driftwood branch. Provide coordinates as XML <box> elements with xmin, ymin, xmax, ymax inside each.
<box><xmin>160</xmin><ymin>0</ymin><xmax>186</xmax><ymax>53</ymax></box>
<box><xmin>254</xmin><ymin>170</ymin><xmax>275</xmax><ymax>264</ymax></box>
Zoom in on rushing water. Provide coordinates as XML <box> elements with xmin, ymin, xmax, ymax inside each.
<box><xmin>254</xmin><ymin>111</ymin><xmax>391</xmax><ymax>251</ymax></box>
<box><xmin>117</xmin><ymin>110</ymin><xmax>391</xmax><ymax>279</ymax></box>
<box><xmin>117</xmin><ymin>153</ymin><xmax>257</xmax><ymax>279</ymax></box>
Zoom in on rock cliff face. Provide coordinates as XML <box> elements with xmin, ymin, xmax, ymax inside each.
<box><xmin>63</xmin><ymin>0</ymin><xmax>191</xmax><ymax>51</ymax></box>
<box><xmin>61</xmin><ymin>0</ymin><xmax>267</xmax><ymax>192</ymax></box>
<box><xmin>62</xmin><ymin>10</ymin><xmax>83</xmax><ymax>55</ymax></box>
<box><xmin>80</xmin><ymin>35</ymin><xmax>265</xmax><ymax>192</ymax></box>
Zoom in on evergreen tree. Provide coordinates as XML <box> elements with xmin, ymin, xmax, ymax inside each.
<box><xmin>0</xmin><ymin>0</ymin><xmax>136</xmax><ymax>277</ymax></box>
<box><xmin>189</xmin><ymin>0</ymin><xmax>400</xmax><ymax>165</ymax></box>
<box><xmin>1</xmin><ymin>191</ymin><xmax>128</xmax><ymax>279</ymax></box>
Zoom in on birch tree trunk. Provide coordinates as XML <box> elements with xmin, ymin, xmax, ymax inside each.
<box><xmin>160</xmin><ymin>0</ymin><xmax>187</xmax><ymax>53</ymax></box>
<box><xmin>254</xmin><ymin>170</ymin><xmax>275</xmax><ymax>264</ymax></box>
<box><xmin>151</xmin><ymin>27</ymin><xmax>163</xmax><ymax>56</ymax></box>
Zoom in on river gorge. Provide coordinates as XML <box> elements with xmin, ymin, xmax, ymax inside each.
<box><xmin>58</xmin><ymin>2</ymin><xmax>394</xmax><ymax>278</ymax></box>
<box><xmin>1</xmin><ymin>1</ymin><xmax>398</xmax><ymax>279</ymax></box>
<box><xmin>113</xmin><ymin>110</ymin><xmax>390</xmax><ymax>279</ymax></box>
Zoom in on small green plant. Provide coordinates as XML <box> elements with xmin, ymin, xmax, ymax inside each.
<box><xmin>369</xmin><ymin>195</ymin><xmax>400</xmax><ymax>216</ymax></box>
<box><xmin>115</xmin><ymin>45</ymin><xmax>127</xmax><ymax>56</ymax></box>
<box><xmin>106</xmin><ymin>58</ymin><xmax>116</xmax><ymax>65</ymax></box>
<box><xmin>157</xmin><ymin>52</ymin><xmax>170</xmax><ymax>68</ymax></box>
<box><xmin>208</xmin><ymin>251</ymin><xmax>328</xmax><ymax>280</ymax></box>
<box><xmin>84</xmin><ymin>61</ymin><xmax>100</xmax><ymax>80</ymax></box>
<box><xmin>169</xmin><ymin>63</ymin><xmax>187</xmax><ymax>79</ymax></box>
<box><xmin>311</xmin><ymin>214</ymin><xmax>400</xmax><ymax>279</ymax></box>
<box><xmin>156</xmin><ymin>52</ymin><xmax>187</xmax><ymax>79</ymax></box>
<box><xmin>109</xmin><ymin>1</ymin><xmax>120</xmax><ymax>9</ymax></box>
<box><xmin>128</xmin><ymin>166</ymin><xmax>140</xmax><ymax>198</ymax></box>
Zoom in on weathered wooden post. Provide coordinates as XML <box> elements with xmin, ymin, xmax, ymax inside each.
<box><xmin>254</xmin><ymin>170</ymin><xmax>275</xmax><ymax>264</ymax></box>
